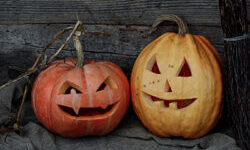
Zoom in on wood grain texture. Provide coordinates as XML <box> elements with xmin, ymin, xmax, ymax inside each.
<box><xmin>0</xmin><ymin>0</ymin><xmax>249</xmax><ymax>25</ymax></box>
<box><xmin>0</xmin><ymin>24</ymin><xmax>232</xmax><ymax>84</ymax></box>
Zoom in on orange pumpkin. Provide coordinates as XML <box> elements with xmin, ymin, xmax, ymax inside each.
<box><xmin>32</xmin><ymin>25</ymin><xmax>130</xmax><ymax>137</ymax></box>
<box><xmin>131</xmin><ymin>15</ymin><xmax>223</xmax><ymax>138</ymax></box>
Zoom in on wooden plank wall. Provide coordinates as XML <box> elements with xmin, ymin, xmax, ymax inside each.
<box><xmin>0</xmin><ymin>0</ymin><xmax>249</xmax><ymax>85</ymax></box>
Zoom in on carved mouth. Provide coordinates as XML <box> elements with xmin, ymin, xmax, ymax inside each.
<box><xmin>150</xmin><ymin>96</ymin><xmax>196</xmax><ymax>109</ymax></box>
<box><xmin>59</xmin><ymin>103</ymin><xmax>116</xmax><ymax>117</ymax></box>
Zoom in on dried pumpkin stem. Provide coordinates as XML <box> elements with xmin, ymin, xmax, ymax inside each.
<box><xmin>73</xmin><ymin>21</ymin><xmax>84</xmax><ymax>67</ymax></box>
<box><xmin>0</xmin><ymin>21</ymin><xmax>108</xmax><ymax>91</ymax></box>
<box><xmin>47</xmin><ymin>21</ymin><xmax>82</xmax><ymax>64</ymax></box>
<box><xmin>31</xmin><ymin>26</ymin><xmax>73</xmax><ymax>70</ymax></box>
<box><xmin>0</xmin><ymin>25</ymin><xmax>77</xmax><ymax>90</ymax></box>
<box><xmin>0</xmin><ymin>21</ymin><xmax>85</xmax><ymax>134</ymax></box>
<box><xmin>151</xmin><ymin>14</ymin><xmax>189</xmax><ymax>35</ymax></box>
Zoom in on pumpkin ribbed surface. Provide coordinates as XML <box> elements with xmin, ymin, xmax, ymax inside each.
<box><xmin>32</xmin><ymin>58</ymin><xmax>130</xmax><ymax>137</ymax></box>
<box><xmin>131</xmin><ymin>33</ymin><xmax>222</xmax><ymax>138</ymax></box>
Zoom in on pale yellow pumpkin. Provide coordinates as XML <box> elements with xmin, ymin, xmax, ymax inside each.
<box><xmin>131</xmin><ymin>15</ymin><xmax>223</xmax><ymax>138</ymax></box>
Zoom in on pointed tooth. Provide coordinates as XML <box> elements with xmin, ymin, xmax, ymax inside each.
<box><xmin>73</xmin><ymin>105</ymin><xmax>80</xmax><ymax>115</ymax></box>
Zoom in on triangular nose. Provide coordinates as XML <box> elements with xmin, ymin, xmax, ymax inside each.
<box><xmin>165</xmin><ymin>79</ymin><xmax>172</xmax><ymax>92</ymax></box>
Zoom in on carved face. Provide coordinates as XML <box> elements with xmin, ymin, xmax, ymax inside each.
<box><xmin>32</xmin><ymin>59</ymin><xmax>130</xmax><ymax>137</ymax></box>
<box><xmin>53</xmin><ymin>69</ymin><xmax>119</xmax><ymax>118</ymax></box>
<box><xmin>143</xmin><ymin>55</ymin><xmax>196</xmax><ymax>109</ymax></box>
<box><xmin>131</xmin><ymin>33</ymin><xmax>223</xmax><ymax>138</ymax></box>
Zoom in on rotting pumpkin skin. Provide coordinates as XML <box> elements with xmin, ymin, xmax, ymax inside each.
<box><xmin>32</xmin><ymin>58</ymin><xmax>130</xmax><ymax>137</ymax></box>
<box><xmin>131</xmin><ymin>33</ymin><xmax>223</xmax><ymax>138</ymax></box>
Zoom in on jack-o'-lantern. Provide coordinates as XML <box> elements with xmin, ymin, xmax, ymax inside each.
<box><xmin>32</xmin><ymin>24</ymin><xmax>130</xmax><ymax>137</ymax></box>
<box><xmin>131</xmin><ymin>15</ymin><xmax>223</xmax><ymax>138</ymax></box>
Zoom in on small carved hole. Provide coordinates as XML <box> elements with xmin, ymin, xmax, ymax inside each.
<box><xmin>178</xmin><ymin>58</ymin><xmax>192</xmax><ymax>77</ymax></box>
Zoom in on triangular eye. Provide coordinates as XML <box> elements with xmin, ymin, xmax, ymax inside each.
<box><xmin>178</xmin><ymin>58</ymin><xmax>192</xmax><ymax>77</ymax></box>
<box><xmin>146</xmin><ymin>55</ymin><xmax>161</xmax><ymax>74</ymax></box>
<box><xmin>96</xmin><ymin>76</ymin><xmax>118</xmax><ymax>92</ymax></box>
<box><xmin>152</xmin><ymin>61</ymin><xmax>161</xmax><ymax>74</ymax></box>
<box><xmin>96</xmin><ymin>82</ymin><xmax>107</xmax><ymax>92</ymax></box>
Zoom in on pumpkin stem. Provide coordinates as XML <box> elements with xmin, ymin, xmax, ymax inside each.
<box><xmin>151</xmin><ymin>14</ymin><xmax>189</xmax><ymax>35</ymax></box>
<box><xmin>73</xmin><ymin>21</ymin><xmax>85</xmax><ymax>67</ymax></box>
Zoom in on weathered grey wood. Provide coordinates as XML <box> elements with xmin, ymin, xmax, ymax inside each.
<box><xmin>0</xmin><ymin>0</ymin><xmax>249</xmax><ymax>25</ymax></box>
<box><xmin>2</xmin><ymin>23</ymin><xmax>247</xmax><ymax>86</ymax></box>
<box><xmin>0</xmin><ymin>24</ymin><xmax>229</xmax><ymax>56</ymax></box>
